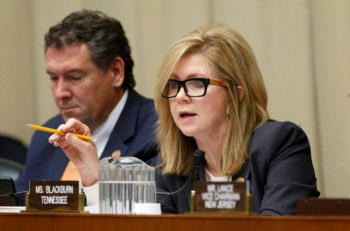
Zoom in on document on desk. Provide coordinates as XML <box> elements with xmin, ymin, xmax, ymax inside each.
<box><xmin>0</xmin><ymin>206</ymin><xmax>25</xmax><ymax>213</ymax></box>
<box><xmin>0</xmin><ymin>206</ymin><xmax>98</xmax><ymax>213</ymax></box>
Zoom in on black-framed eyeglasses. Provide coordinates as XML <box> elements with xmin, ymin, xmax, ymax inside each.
<box><xmin>161</xmin><ymin>78</ymin><xmax>228</xmax><ymax>98</ymax></box>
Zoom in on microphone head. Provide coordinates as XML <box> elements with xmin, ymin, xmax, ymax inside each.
<box><xmin>192</xmin><ymin>149</ymin><xmax>205</xmax><ymax>169</ymax></box>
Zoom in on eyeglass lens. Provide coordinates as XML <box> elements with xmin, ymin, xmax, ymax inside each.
<box><xmin>162</xmin><ymin>79</ymin><xmax>208</xmax><ymax>98</ymax></box>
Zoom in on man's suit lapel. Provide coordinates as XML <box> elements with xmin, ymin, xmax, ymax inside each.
<box><xmin>39</xmin><ymin>115</ymin><xmax>69</xmax><ymax>180</ymax></box>
<box><xmin>100</xmin><ymin>89</ymin><xmax>139</xmax><ymax>159</ymax></box>
<box><xmin>47</xmin><ymin>148</ymin><xmax>70</xmax><ymax>179</ymax></box>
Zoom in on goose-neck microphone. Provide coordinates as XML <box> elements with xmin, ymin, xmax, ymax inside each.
<box><xmin>157</xmin><ymin>149</ymin><xmax>205</xmax><ymax>196</ymax></box>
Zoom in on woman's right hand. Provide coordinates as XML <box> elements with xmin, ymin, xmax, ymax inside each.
<box><xmin>48</xmin><ymin>118</ymin><xmax>99</xmax><ymax>187</ymax></box>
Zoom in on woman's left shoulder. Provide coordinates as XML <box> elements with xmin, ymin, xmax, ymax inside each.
<box><xmin>254</xmin><ymin>120</ymin><xmax>306</xmax><ymax>137</ymax></box>
<box><xmin>250</xmin><ymin>120</ymin><xmax>309</xmax><ymax>151</ymax></box>
<box><xmin>249</xmin><ymin>120</ymin><xmax>310</xmax><ymax>160</ymax></box>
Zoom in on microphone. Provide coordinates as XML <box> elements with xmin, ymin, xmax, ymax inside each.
<box><xmin>157</xmin><ymin>149</ymin><xmax>205</xmax><ymax>196</ymax></box>
<box><xmin>0</xmin><ymin>191</ymin><xmax>27</xmax><ymax>197</ymax></box>
<box><xmin>0</xmin><ymin>177</ymin><xmax>23</xmax><ymax>206</ymax></box>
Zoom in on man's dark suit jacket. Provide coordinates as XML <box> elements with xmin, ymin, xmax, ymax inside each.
<box><xmin>156</xmin><ymin>121</ymin><xmax>320</xmax><ymax>215</ymax></box>
<box><xmin>15</xmin><ymin>89</ymin><xmax>158</xmax><ymax>204</ymax></box>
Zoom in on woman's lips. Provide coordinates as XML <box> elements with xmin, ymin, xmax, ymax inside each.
<box><xmin>180</xmin><ymin>112</ymin><xmax>196</xmax><ymax>118</ymax></box>
<box><xmin>178</xmin><ymin>111</ymin><xmax>197</xmax><ymax>122</ymax></box>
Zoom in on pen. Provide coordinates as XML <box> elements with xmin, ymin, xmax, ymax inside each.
<box><xmin>26</xmin><ymin>124</ymin><xmax>97</xmax><ymax>142</ymax></box>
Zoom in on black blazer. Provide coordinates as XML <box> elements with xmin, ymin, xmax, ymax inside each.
<box><xmin>156</xmin><ymin>121</ymin><xmax>320</xmax><ymax>215</ymax></box>
<box><xmin>15</xmin><ymin>89</ymin><xmax>158</xmax><ymax>203</ymax></box>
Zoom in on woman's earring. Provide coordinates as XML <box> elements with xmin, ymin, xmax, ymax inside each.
<box><xmin>226</xmin><ymin>106</ymin><xmax>231</xmax><ymax>115</ymax></box>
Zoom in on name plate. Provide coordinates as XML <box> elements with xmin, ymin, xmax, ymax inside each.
<box><xmin>191</xmin><ymin>181</ymin><xmax>251</xmax><ymax>214</ymax></box>
<box><xmin>24</xmin><ymin>180</ymin><xmax>85</xmax><ymax>213</ymax></box>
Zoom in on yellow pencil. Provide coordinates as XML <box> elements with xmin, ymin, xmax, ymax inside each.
<box><xmin>26</xmin><ymin>124</ymin><xmax>97</xmax><ymax>142</ymax></box>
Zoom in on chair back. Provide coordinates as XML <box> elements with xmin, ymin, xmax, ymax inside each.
<box><xmin>0</xmin><ymin>158</ymin><xmax>24</xmax><ymax>180</ymax></box>
<box><xmin>0</xmin><ymin>135</ymin><xmax>27</xmax><ymax>180</ymax></box>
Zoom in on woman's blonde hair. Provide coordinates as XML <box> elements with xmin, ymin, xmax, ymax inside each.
<box><xmin>154</xmin><ymin>23</ymin><xmax>270</xmax><ymax>176</ymax></box>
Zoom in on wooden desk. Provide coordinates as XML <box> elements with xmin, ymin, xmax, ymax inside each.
<box><xmin>1</xmin><ymin>212</ymin><xmax>350</xmax><ymax>231</ymax></box>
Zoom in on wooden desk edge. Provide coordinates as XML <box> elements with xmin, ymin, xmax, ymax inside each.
<box><xmin>1</xmin><ymin>212</ymin><xmax>350</xmax><ymax>231</ymax></box>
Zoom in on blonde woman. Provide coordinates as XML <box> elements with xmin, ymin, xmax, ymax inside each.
<box><xmin>154</xmin><ymin>23</ymin><xmax>319</xmax><ymax>215</ymax></box>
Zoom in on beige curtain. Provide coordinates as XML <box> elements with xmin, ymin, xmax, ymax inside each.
<box><xmin>1</xmin><ymin>0</ymin><xmax>350</xmax><ymax>197</ymax></box>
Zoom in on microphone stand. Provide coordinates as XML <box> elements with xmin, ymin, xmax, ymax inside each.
<box><xmin>157</xmin><ymin>149</ymin><xmax>205</xmax><ymax>196</ymax></box>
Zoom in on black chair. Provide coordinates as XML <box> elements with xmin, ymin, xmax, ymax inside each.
<box><xmin>0</xmin><ymin>176</ymin><xmax>16</xmax><ymax>206</ymax></box>
<box><xmin>0</xmin><ymin>158</ymin><xmax>24</xmax><ymax>181</ymax></box>
<box><xmin>0</xmin><ymin>135</ymin><xmax>27</xmax><ymax>180</ymax></box>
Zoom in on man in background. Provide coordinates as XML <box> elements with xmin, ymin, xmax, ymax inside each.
<box><xmin>15</xmin><ymin>9</ymin><xmax>158</xmax><ymax>204</ymax></box>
